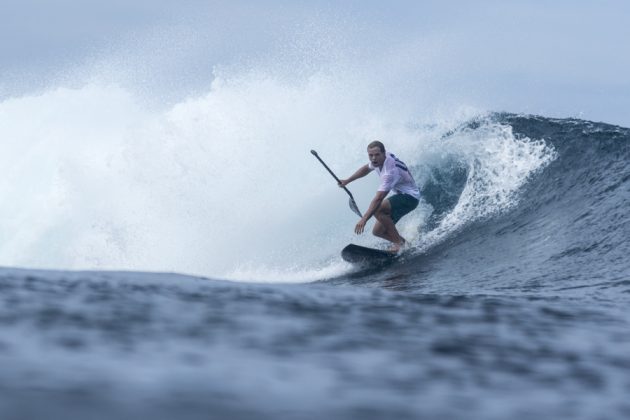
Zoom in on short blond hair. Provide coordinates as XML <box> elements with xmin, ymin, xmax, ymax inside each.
<box><xmin>367</xmin><ymin>141</ymin><xmax>385</xmax><ymax>152</ymax></box>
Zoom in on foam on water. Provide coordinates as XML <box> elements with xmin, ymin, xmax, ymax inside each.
<box><xmin>0</xmin><ymin>69</ymin><xmax>556</xmax><ymax>282</ymax></box>
<box><xmin>0</xmin><ymin>70</ymin><xmax>407</xmax><ymax>279</ymax></box>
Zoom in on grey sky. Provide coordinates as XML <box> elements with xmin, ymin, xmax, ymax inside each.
<box><xmin>2</xmin><ymin>0</ymin><xmax>629</xmax><ymax>126</ymax></box>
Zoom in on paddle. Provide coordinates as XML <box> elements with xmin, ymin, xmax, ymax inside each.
<box><xmin>310</xmin><ymin>150</ymin><xmax>363</xmax><ymax>217</ymax></box>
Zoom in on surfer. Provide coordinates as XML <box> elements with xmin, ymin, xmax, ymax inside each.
<box><xmin>338</xmin><ymin>141</ymin><xmax>420</xmax><ymax>252</ymax></box>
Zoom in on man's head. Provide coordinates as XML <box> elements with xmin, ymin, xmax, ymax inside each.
<box><xmin>367</xmin><ymin>140</ymin><xmax>386</xmax><ymax>168</ymax></box>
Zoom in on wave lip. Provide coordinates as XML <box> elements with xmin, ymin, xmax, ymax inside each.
<box><xmin>413</xmin><ymin>115</ymin><xmax>557</xmax><ymax>253</ymax></box>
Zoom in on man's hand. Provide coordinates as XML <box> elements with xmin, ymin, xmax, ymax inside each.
<box><xmin>355</xmin><ymin>218</ymin><xmax>367</xmax><ymax>235</ymax></box>
<box><xmin>338</xmin><ymin>179</ymin><xmax>349</xmax><ymax>188</ymax></box>
<box><xmin>353</xmin><ymin>191</ymin><xmax>387</xmax><ymax>235</ymax></box>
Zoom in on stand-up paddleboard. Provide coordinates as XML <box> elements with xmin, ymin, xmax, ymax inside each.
<box><xmin>341</xmin><ymin>244</ymin><xmax>400</xmax><ymax>265</ymax></box>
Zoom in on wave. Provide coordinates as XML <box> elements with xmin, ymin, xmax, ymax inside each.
<box><xmin>1</xmin><ymin>71</ymin><xmax>626</xmax><ymax>286</ymax></box>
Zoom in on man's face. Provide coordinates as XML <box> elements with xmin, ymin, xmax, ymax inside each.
<box><xmin>367</xmin><ymin>147</ymin><xmax>386</xmax><ymax>168</ymax></box>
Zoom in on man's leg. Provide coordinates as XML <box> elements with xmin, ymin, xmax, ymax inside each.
<box><xmin>372</xmin><ymin>199</ymin><xmax>405</xmax><ymax>248</ymax></box>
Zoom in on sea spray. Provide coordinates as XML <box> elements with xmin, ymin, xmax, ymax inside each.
<box><xmin>0</xmin><ymin>75</ymin><xmax>555</xmax><ymax>282</ymax></box>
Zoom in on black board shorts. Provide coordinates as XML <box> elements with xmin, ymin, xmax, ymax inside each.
<box><xmin>388</xmin><ymin>193</ymin><xmax>419</xmax><ymax>224</ymax></box>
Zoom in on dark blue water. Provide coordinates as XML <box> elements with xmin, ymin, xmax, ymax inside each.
<box><xmin>1</xmin><ymin>114</ymin><xmax>629</xmax><ymax>419</ymax></box>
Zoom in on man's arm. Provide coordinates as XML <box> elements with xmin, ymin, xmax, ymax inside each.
<box><xmin>338</xmin><ymin>164</ymin><xmax>370</xmax><ymax>187</ymax></box>
<box><xmin>355</xmin><ymin>190</ymin><xmax>388</xmax><ymax>234</ymax></box>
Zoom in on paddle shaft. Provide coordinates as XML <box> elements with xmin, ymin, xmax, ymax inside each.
<box><xmin>310</xmin><ymin>150</ymin><xmax>355</xmax><ymax>199</ymax></box>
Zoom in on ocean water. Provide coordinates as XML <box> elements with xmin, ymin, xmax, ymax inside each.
<box><xmin>2</xmin><ymin>2</ymin><xmax>630</xmax><ymax>418</ymax></box>
<box><xmin>1</xmin><ymin>113</ymin><xmax>629</xmax><ymax>419</ymax></box>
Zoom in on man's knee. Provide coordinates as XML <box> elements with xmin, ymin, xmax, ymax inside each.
<box><xmin>372</xmin><ymin>223</ymin><xmax>385</xmax><ymax>236</ymax></box>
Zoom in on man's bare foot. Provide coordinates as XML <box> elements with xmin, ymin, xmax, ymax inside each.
<box><xmin>387</xmin><ymin>238</ymin><xmax>407</xmax><ymax>253</ymax></box>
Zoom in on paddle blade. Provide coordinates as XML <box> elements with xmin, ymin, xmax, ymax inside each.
<box><xmin>348</xmin><ymin>197</ymin><xmax>362</xmax><ymax>217</ymax></box>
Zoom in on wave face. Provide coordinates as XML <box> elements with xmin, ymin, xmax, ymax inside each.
<box><xmin>337</xmin><ymin>114</ymin><xmax>630</xmax><ymax>299</ymax></box>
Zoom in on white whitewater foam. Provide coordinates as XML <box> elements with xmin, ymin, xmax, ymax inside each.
<box><xmin>0</xmin><ymin>74</ymin><xmax>554</xmax><ymax>283</ymax></box>
<box><xmin>0</xmin><ymin>12</ymin><xmax>559</xmax><ymax>285</ymax></box>
<box><xmin>0</xmin><ymin>68</ymin><xmax>453</xmax><ymax>282</ymax></box>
